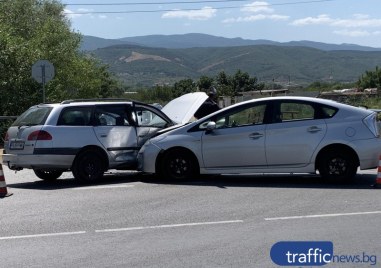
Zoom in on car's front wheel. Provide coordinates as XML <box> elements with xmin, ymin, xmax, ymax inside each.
<box><xmin>160</xmin><ymin>148</ymin><xmax>199</xmax><ymax>180</ymax></box>
<box><xmin>33</xmin><ymin>169</ymin><xmax>64</xmax><ymax>181</ymax></box>
<box><xmin>318</xmin><ymin>149</ymin><xmax>358</xmax><ymax>181</ymax></box>
<box><xmin>72</xmin><ymin>149</ymin><xmax>105</xmax><ymax>183</ymax></box>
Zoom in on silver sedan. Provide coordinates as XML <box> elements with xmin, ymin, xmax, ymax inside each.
<box><xmin>138</xmin><ymin>96</ymin><xmax>381</xmax><ymax>181</ymax></box>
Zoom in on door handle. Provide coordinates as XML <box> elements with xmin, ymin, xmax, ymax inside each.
<box><xmin>249</xmin><ymin>132</ymin><xmax>264</xmax><ymax>139</ymax></box>
<box><xmin>307</xmin><ymin>126</ymin><xmax>322</xmax><ymax>133</ymax></box>
<box><xmin>99</xmin><ymin>134</ymin><xmax>107</xmax><ymax>138</ymax></box>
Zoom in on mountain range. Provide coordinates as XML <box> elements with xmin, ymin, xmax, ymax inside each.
<box><xmin>82</xmin><ymin>33</ymin><xmax>381</xmax><ymax>88</ymax></box>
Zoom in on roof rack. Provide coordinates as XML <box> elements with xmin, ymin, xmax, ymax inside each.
<box><xmin>60</xmin><ymin>98</ymin><xmax>134</xmax><ymax>104</ymax></box>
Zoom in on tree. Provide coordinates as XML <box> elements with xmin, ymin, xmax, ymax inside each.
<box><xmin>357</xmin><ymin>66</ymin><xmax>381</xmax><ymax>90</ymax></box>
<box><xmin>215</xmin><ymin>70</ymin><xmax>264</xmax><ymax>97</ymax></box>
<box><xmin>0</xmin><ymin>0</ymin><xmax>121</xmax><ymax>117</ymax></box>
<box><xmin>172</xmin><ymin>79</ymin><xmax>197</xmax><ymax>98</ymax></box>
<box><xmin>197</xmin><ymin>75</ymin><xmax>214</xmax><ymax>91</ymax></box>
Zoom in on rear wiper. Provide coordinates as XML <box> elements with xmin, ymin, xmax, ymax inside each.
<box><xmin>18</xmin><ymin>123</ymin><xmax>38</xmax><ymax>129</ymax></box>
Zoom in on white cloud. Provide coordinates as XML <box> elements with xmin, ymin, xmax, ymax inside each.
<box><xmin>222</xmin><ymin>1</ymin><xmax>288</xmax><ymax>24</ymax></box>
<box><xmin>332</xmin><ymin>18</ymin><xmax>381</xmax><ymax>28</ymax></box>
<box><xmin>223</xmin><ymin>14</ymin><xmax>288</xmax><ymax>23</ymax></box>
<box><xmin>63</xmin><ymin>8</ymin><xmax>94</xmax><ymax>19</ymax></box>
<box><xmin>291</xmin><ymin>14</ymin><xmax>381</xmax><ymax>28</ymax></box>
<box><xmin>334</xmin><ymin>29</ymin><xmax>381</xmax><ymax>37</ymax></box>
<box><xmin>241</xmin><ymin>1</ymin><xmax>274</xmax><ymax>13</ymax></box>
<box><xmin>63</xmin><ymin>9</ymin><xmax>82</xmax><ymax>19</ymax></box>
<box><xmin>162</xmin><ymin>6</ymin><xmax>216</xmax><ymax>20</ymax></box>
<box><xmin>291</xmin><ymin>14</ymin><xmax>334</xmax><ymax>26</ymax></box>
<box><xmin>334</xmin><ymin>29</ymin><xmax>371</xmax><ymax>37</ymax></box>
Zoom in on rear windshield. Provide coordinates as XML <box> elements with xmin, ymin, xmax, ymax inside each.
<box><xmin>12</xmin><ymin>106</ymin><xmax>53</xmax><ymax>127</ymax></box>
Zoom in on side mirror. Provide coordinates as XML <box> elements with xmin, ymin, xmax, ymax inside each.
<box><xmin>206</xmin><ymin>121</ymin><xmax>216</xmax><ymax>132</ymax></box>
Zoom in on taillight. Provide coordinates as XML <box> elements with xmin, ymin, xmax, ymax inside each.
<box><xmin>363</xmin><ymin>113</ymin><xmax>380</xmax><ymax>137</ymax></box>
<box><xmin>4</xmin><ymin>132</ymin><xmax>9</xmax><ymax>142</ymax></box>
<box><xmin>27</xmin><ymin>130</ymin><xmax>52</xmax><ymax>141</ymax></box>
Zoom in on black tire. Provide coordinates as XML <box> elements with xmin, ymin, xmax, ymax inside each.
<box><xmin>160</xmin><ymin>149</ymin><xmax>199</xmax><ymax>180</ymax></box>
<box><xmin>72</xmin><ymin>149</ymin><xmax>105</xmax><ymax>183</ymax></box>
<box><xmin>33</xmin><ymin>169</ymin><xmax>63</xmax><ymax>181</ymax></box>
<box><xmin>318</xmin><ymin>149</ymin><xmax>358</xmax><ymax>181</ymax></box>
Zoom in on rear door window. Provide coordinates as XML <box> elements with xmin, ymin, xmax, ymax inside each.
<box><xmin>94</xmin><ymin>105</ymin><xmax>132</xmax><ymax>126</ymax></box>
<box><xmin>57</xmin><ymin>107</ymin><xmax>92</xmax><ymax>126</ymax></box>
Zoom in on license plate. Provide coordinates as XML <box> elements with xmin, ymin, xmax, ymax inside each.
<box><xmin>10</xmin><ymin>140</ymin><xmax>25</xmax><ymax>150</ymax></box>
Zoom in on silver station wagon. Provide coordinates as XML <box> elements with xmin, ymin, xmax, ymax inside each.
<box><xmin>138</xmin><ymin>96</ymin><xmax>381</xmax><ymax>181</ymax></box>
<box><xmin>2</xmin><ymin>93</ymin><xmax>208</xmax><ymax>182</ymax></box>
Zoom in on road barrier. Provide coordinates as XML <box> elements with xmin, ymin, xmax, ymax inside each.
<box><xmin>372</xmin><ymin>155</ymin><xmax>381</xmax><ymax>188</ymax></box>
<box><xmin>0</xmin><ymin>163</ymin><xmax>12</xmax><ymax>198</ymax></box>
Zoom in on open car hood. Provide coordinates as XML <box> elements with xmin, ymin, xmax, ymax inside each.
<box><xmin>161</xmin><ymin>92</ymin><xmax>208</xmax><ymax>124</ymax></box>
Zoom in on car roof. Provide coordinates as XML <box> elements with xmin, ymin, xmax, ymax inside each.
<box><xmin>31</xmin><ymin>100</ymin><xmax>136</xmax><ymax>109</ymax></box>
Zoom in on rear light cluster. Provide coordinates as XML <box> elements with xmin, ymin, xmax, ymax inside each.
<box><xmin>363</xmin><ymin>113</ymin><xmax>380</xmax><ymax>138</ymax></box>
<box><xmin>27</xmin><ymin>130</ymin><xmax>52</xmax><ymax>141</ymax></box>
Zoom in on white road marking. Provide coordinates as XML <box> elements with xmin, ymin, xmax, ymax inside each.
<box><xmin>72</xmin><ymin>184</ymin><xmax>135</xmax><ymax>190</ymax></box>
<box><xmin>95</xmin><ymin>220</ymin><xmax>244</xmax><ymax>233</ymax></box>
<box><xmin>0</xmin><ymin>231</ymin><xmax>86</xmax><ymax>241</ymax></box>
<box><xmin>265</xmin><ymin>211</ymin><xmax>381</xmax><ymax>221</ymax></box>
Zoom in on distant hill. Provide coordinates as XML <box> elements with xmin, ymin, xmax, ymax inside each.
<box><xmin>81</xmin><ymin>33</ymin><xmax>381</xmax><ymax>51</ymax></box>
<box><xmin>89</xmin><ymin>44</ymin><xmax>381</xmax><ymax>87</ymax></box>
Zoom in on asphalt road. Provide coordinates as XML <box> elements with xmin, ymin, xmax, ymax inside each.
<box><xmin>1</xmin><ymin>167</ymin><xmax>380</xmax><ymax>267</ymax></box>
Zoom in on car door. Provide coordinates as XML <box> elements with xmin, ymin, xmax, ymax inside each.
<box><xmin>201</xmin><ymin>102</ymin><xmax>268</xmax><ymax>169</ymax></box>
<box><xmin>265</xmin><ymin>100</ymin><xmax>327</xmax><ymax>167</ymax></box>
<box><xmin>132</xmin><ymin>103</ymin><xmax>174</xmax><ymax>147</ymax></box>
<box><xmin>93</xmin><ymin>104</ymin><xmax>139</xmax><ymax>164</ymax></box>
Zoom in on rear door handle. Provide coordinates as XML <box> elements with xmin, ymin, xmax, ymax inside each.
<box><xmin>307</xmin><ymin>126</ymin><xmax>322</xmax><ymax>133</ymax></box>
<box><xmin>249</xmin><ymin>132</ymin><xmax>264</xmax><ymax>139</ymax></box>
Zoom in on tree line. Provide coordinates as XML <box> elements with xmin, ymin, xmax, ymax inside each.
<box><xmin>132</xmin><ymin>70</ymin><xmax>265</xmax><ymax>104</ymax></box>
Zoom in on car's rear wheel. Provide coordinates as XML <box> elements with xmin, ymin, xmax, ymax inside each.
<box><xmin>33</xmin><ymin>169</ymin><xmax>63</xmax><ymax>181</ymax></box>
<box><xmin>72</xmin><ymin>149</ymin><xmax>105</xmax><ymax>183</ymax></box>
<box><xmin>318</xmin><ymin>149</ymin><xmax>358</xmax><ymax>181</ymax></box>
<box><xmin>160</xmin><ymin>148</ymin><xmax>199</xmax><ymax>180</ymax></box>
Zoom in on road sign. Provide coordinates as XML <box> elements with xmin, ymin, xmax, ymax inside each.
<box><xmin>32</xmin><ymin>60</ymin><xmax>55</xmax><ymax>84</ymax></box>
<box><xmin>31</xmin><ymin>60</ymin><xmax>55</xmax><ymax>103</ymax></box>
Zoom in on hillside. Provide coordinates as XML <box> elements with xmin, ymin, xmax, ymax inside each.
<box><xmin>81</xmin><ymin>33</ymin><xmax>381</xmax><ymax>51</ymax></box>
<box><xmin>89</xmin><ymin>44</ymin><xmax>381</xmax><ymax>87</ymax></box>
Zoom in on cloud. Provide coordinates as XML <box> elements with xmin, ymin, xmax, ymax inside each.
<box><xmin>334</xmin><ymin>29</ymin><xmax>381</xmax><ymax>37</ymax></box>
<box><xmin>241</xmin><ymin>1</ymin><xmax>274</xmax><ymax>13</ymax></box>
<box><xmin>291</xmin><ymin>14</ymin><xmax>334</xmax><ymax>26</ymax></box>
<box><xmin>223</xmin><ymin>14</ymin><xmax>288</xmax><ymax>23</ymax></box>
<box><xmin>222</xmin><ymin>1</ymin><xmax>288</xmax><ymax>24</ymax></box>
<box><xmin>63</xmin><ymin>9</ymin><xmax>82</xmax><ymax>19</ymax></box>
<box><xmin>63</xmin><ymin>8</ymin><xmax>94</xmax><ymax>19</ymax></box>
<box><xmin>162</xmin><ymin>6</ymin><xmax>216</xmax><ymax>20</ymax></box>
<box><xmin>291</xmin><ymin>14</ymin><xmax>381</xmax><ymax>28</ymax></box>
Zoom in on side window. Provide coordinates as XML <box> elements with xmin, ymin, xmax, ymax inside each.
<box><xmin>134</xmin><ymin>106</ymin><xmax>168</xmax><ymax>128</ymax></box>
<box><xmin>320</xmin><ymin>106</ymin><xmax>338</xmax><ymax>118</ymax></box>
<box><xmin>209</xmin><ymin>104</ymin><xmax>266</xmax><ymax>129</ymax></box>
<box><xmin>94</xmin><ymin>105</ymin><xmax>132</xmax><ymax>126</ymax></box>
<box><xmin>57</xmin><ymin>107</ymin><xmax>92</xmax><ymax>126</ymax></box>
<box><xmin>279</xmin><ymin>102</ymin><xmax>314</xmax><ymax>122</ymax></box>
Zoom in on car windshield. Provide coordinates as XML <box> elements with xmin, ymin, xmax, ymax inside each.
<box><xmin>12</xmin><ymin>106</ymin><xmax>53</xmax><ymax>127</ymax></box>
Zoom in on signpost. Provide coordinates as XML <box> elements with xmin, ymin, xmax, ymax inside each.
<box><xmin>32</xmin><ymin>60</ymin><xmax>55</xmax><ymax>103</ymax></box>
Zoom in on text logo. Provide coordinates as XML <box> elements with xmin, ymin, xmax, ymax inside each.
<box><xmin>270</xmin><ymin>241</ymin><xmax>333</xmax><ymax>266</ymax></box>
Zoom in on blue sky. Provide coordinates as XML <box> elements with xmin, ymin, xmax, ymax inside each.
<box><xmin>64</xmin><ymin>0</ymin><xmax>381</xmax><ymax>48</ymax></box>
